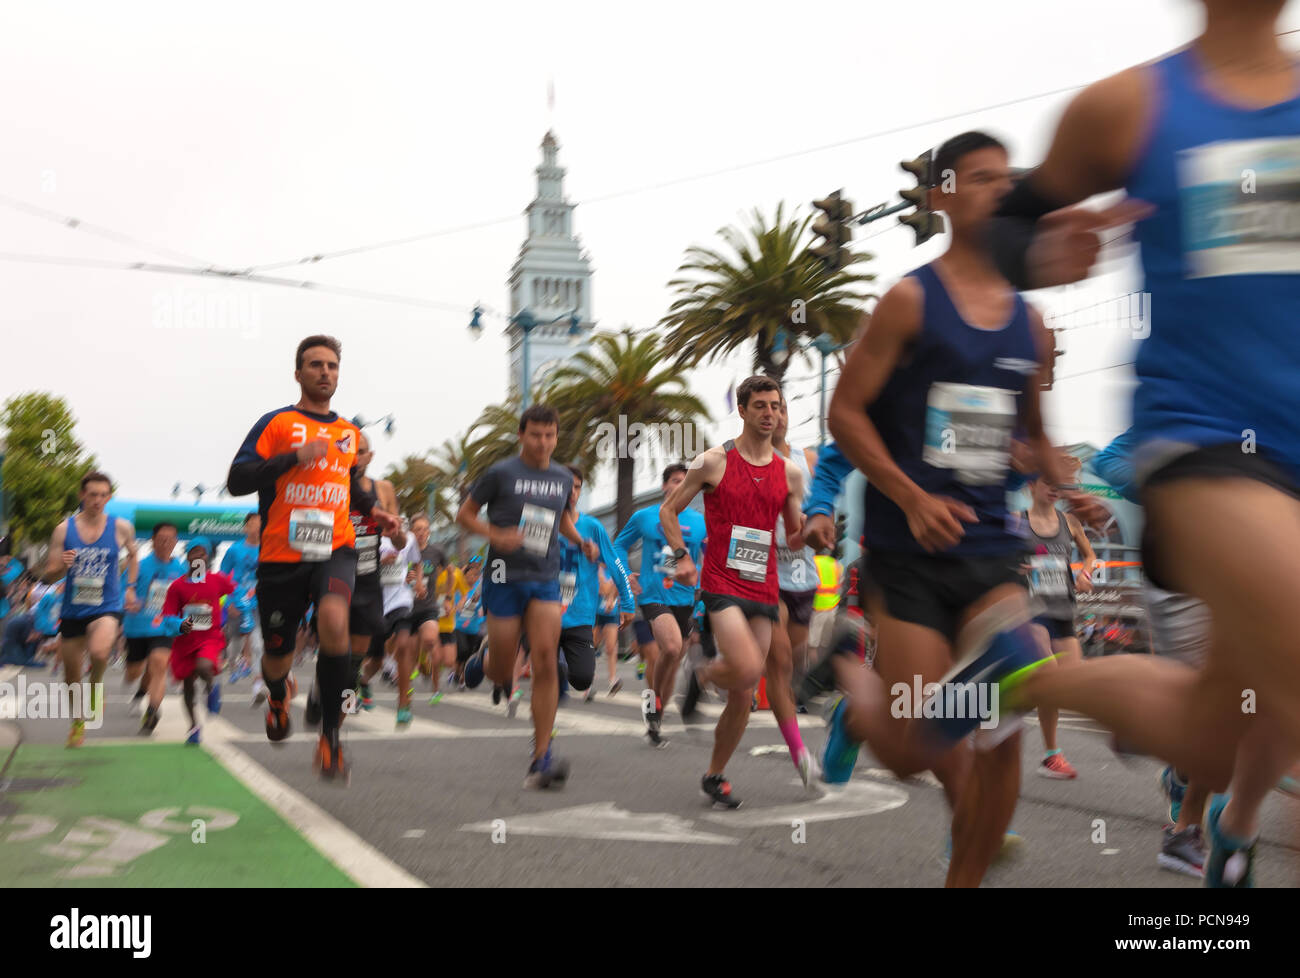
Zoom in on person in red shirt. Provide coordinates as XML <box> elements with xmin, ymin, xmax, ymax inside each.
<box><xmin>163</xmin><ymin>538</ymin><xmax>235</xmax><ymax>745</ymax></box>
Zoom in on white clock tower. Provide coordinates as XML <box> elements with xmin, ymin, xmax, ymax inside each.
<box><xmin>506</xmin><ymin>131</ymin><xmax>594</xmax><ymax>397</ymax></box>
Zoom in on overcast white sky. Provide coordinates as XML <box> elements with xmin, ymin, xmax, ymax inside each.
<box><xmin>3</xmin><ymin>0</ymin><xmax>1296</xmax><ymax>511</ymax></box>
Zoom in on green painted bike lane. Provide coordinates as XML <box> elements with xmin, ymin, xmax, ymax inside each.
<box><xmin>0</xmin><ymin>743</ymin><xmax>354</xmax><ymax>887</ymax></box>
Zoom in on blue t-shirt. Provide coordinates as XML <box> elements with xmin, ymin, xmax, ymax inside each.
<box><xmin>33</xmin><ymin>587</ymin><xmax>62</xmax><ymax>635</ymax></box>
<box><xmin>220</xmin><ymin>539</ymin><xmax>260</xmax><ymax>607</ymax></box>
<box><xmin>614</xmin><ymin>504</ymin><xmax>706</xmax><ymax>607</ymax></box>
<box><xmin>560</xmin><ymin>513</ymin><xmax>636</xmax><ymax>629</ymax></box>
<box><xmin>122</xmin><ymin>554</ymin><xmax>188</xmax><ymax>638</ymax></box>
<box><xmin>455</xmin><ymin>575</ymin><xmax>486</xmax><ymax>635</ymax></box>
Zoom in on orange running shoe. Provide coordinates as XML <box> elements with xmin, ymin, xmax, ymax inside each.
<box><xmin>1038</xmin><ymin>752</ymin><xmax>1078</xmax><ymax>779</ymax></box>
<box><xmin>313</xmin><ymin>732</ymin><xmax>349</xmax><ymax>784</ymax></box>
<box><xmin>265</xmin><ymin>673</ymin><xmax>297</xmax><ymax>743</ymax></box>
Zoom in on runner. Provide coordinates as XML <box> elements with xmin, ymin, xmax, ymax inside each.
<box><xmin>38</xmin><ymin>471</ymin><xmax>140</xmax><ymax>748</ymax></box>
<box><xmin>594</xmin><ymin>570</ymin><xmax>623</xmax><ymax>696</ymax></box>
<box><xmin>362</xmin><ymin>527</ymin><xmax>423</xmax><ymax>725</ymax></box>
<box><xmin>121</xmin><ymin>522</ymin><xmax>186</xmax><ymax>734</ymax></box>
<box><xmin>987</xmin><ymin>0</ymin><xmax>1300</xmax><ymax>888</ymax></box>
<box><xmin>226</xmin><ymin>335</ymin><xmax>400</xmax><ymax>782</ymax></box>
<box><xmin>161</xmin><ymin>537</ymin><xmax>235</xmax><ymax>744</ymax></box>
<box><xmin>824</xmin><ymin>130</ymin><xmax>1070</xmax><ymax>885</ymax></box>
<box><xmin>305</xmin><ymin>431</ymin><xmax>405</xmax><ymax>727</ymax></box>
<box><xmin>661</xmin><ymin>375</ymin><xmax>806</xmax><ymax>808</ymax></box>
<box><xmin>407</xmin><ymin>514</ymin><xmax>449</xmax><ymax>691</ymax></box>
<box><xmin>455</xmin><ymin>403</ymin><xmax>598</xmax><ymax>789</ymax></box>
<box><xmin>219</xmin><ymin>513</ymin><xmax>266</xmax><ymax>704</ymax></box>
<box><xmin>555</xmin><ymin>465</ymin><xmax>635</xmax><ymax>705</ymax></box>
<box><xmin>1020</xmin><ymin>473</ymin><xmax>1096</xmax><ymax>779</ymax></box>
<box><xmin>430</xmin><ymin>559</ymin><xmax>469</xmax><ymax>702</ymax></box>
<box><xmin>614</xmin><ymin>463</ymin><xmax>706</xmax><ymax>747</ymax></box>
<box><xmin>453</xmin><ymin>557</ymin><xmax>487</xmax><ymax>698</ymax></box>
<box><xmin>761</xmin><ymin>394</ymin><xmax>821</xmax><ymax>785</ymax></box>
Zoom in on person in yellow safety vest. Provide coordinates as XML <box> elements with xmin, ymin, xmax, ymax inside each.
<box><xmin>809</xmin><ymin>554</ymin><xmax>842</xmax><ymax>654</ymax></box>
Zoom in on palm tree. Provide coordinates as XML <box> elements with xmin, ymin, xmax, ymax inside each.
<box><xmin>383</xmin><ymin>454</ymin><xmax>444</xmax><ymax>521</ymax></box>
<box><xmin>429</xmin><ymin>434</ymin><xmax>477</xmax><ymax>559</ymax></box>
<box><xmin>659</xmin><ymin>203</ymin><xmax>874</xmax><ymax>381</ymax></box>
<box><xmin>543</xmin><ymin>329</ymin><xmax>711</xmax><ymax>530</ymax></box>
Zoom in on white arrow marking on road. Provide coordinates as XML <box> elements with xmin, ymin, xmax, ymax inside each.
<box><xmin>699</xmin><ymin>778</ymin><xmax>908</xmax><ymax>827</ymax></box>
<box><xmin>459</xmin><ymin>802</ymin><xmax>739</xmax><ymax>845</ymax></box>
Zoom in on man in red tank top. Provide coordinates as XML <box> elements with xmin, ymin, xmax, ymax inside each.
<box><xmin>661</xmin><ymin>376</ymin><xmax>807</xmax><ymax>809</ymax></box>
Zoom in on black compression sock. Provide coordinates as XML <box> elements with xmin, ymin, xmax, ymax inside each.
<box><xmin>318</xmin><ymin>653</ymin><xmax>350</xmax><ymax>733</ymax></box>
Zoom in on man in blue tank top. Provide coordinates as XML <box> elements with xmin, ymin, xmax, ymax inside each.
<box><xmin>38</xmin><ymin>471</ymin><xmax>140</xmax><ymax>747</ymax></box>
<box><xmin>989</xmin><ymin>0</ymin><xmax>1300</xmax><ymax>888</ymax></box>
<box><xmin>826</xmin><ymin>131</ymin><xmax>1071</xmax><ymax>887</ymax></box>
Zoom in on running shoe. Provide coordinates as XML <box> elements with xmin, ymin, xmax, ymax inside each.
<box><xmin>429</xmin><ymin>691</ymin><xmax>444</xmax><ymax>706</ymax></box>
<box><xmin>66</xmin><ymin>720</ymin><xmax>85</xmax><ymax>749</ymax></box>
<box><xmin>313</xmin><ymin>732</ymin><xmax>349</xmax><ymax>784</ymax></box>
<box><xmin>458</xmin><ymin>681</ymin><xmax>467</xmax><ymax>693</ymax></box>
<box><xmin>1159</xmin><ymin>766</ymin><xmax>1187</xmax><ymax>824</ymax></box>
<box><xmin>507</xmin><ymin>689</ymin><xmax>522</xmax><ymax>718</ymax></box>
<box><xmin>492</xmin><ymin>685</ymin><xmax>503</xmax><ymax>706</ymax></box>
<box><xmin>1037</xmin><ymin>752</ymin><xmax>1077</xmax><ymax>780</ymax></box>
<box><xmin>228</xmin><ymin>662</ymin><xmax>252</xmax><ymax>685</ymax></box>
<box><xmin>185</xmin><ymin>725</ymin><xmax>201</xmax><ymax>745</ymax></box>
<box><xmin>127</xmin><ymin>691</ymin><xmax>145</xmax><ymax>717</ymax></box>
<box><xmin>265</xmin><ymin>675</ymin><xmax>297</xmax><ymax>743</ymax></box>
<box><xmin>1204</xmin><ymin>796</ymin><xmax>1255</xmax><ymax>888</ymax></box>
<box><xmin>360</xmin><ymin>683</ymin><xmax>374</xmax><ymax>711</ymax></box>
<box><xmin>395</xmin><ymin>706</ymin><xmax>412</xmax><ymax>726</ymax></box>
<box><xmin>635</xmin><ymin>661</ymin><xmax>645</xmax><ymax>680</ymax></box>
<box><xmin>140</xmin><ymin>706</ymin><xmax>160</xmax><ymax>735</ymax></box>
<box><xmin>207</xmin><ymin>683</ymin><xmax>222</xmax><ymax>716</ymax></box>
<box><xmin>819</xmin><ymin>694</ymin><xmax>859</xmax><ymax>784</ymax></box>
<box><xmin>523</xmin><ymin>746</ymin><xmax>570</xmax><ymax>789</ymax></box>
<box><xmin>795</xmin><ymin>747</ymin><xmax>817</xmax><ymax>790</ymax></box>
<box><xmin>1158</xmin><ymin>825</ymin><xmax>1206</xmax><ymax>879</ymax></box>
<box><xmin>701</xmin><ymin>773</ymin><xmax>741</xmax><ymax>810</ymax></box>
<box><xmin>583</xmin><ymin>686</ymin><xmax>597</xmax><ymax>702</ymax></box>
<box><xmin>940</xmin><ymin>831</ymin><xmax>1022</xmax><ymax>868</ymax></box>
<box><xmin>250</xmin><ymin>684</ymin><xmax>267</xmax><ymax>709</ymax></box>
<box><xmin>409</xmin><ymin>668</ymin><xmax>420</xmax><ymax>682</ymax></box>
<box><xmin>608</xmin><ymin>678</ymin><xmax>623</xmax><ymax>697</ymax></box>
<box><xmin>799</xmin><ymin>611</ymin><xmax>867</xmax><ymax>703</ymax></box>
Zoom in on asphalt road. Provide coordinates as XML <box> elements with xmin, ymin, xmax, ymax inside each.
<box><xmin>4</xmin><ymin>656</ymin><xmax>1297</xmax><ymax>888</ymax></box>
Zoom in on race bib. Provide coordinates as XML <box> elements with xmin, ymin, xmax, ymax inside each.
<box><xmin>922</xmin><ymin>382</ymin><xmax>1016</xmax><ymax>485</ymax></box>
<box><xmin>289</xmin><ymin>508</ymin><xmax>333</xmax><ymax>560</ymax></box>
<box><xmin>146</xmin><ymin>579</ymin><xmax>169</xmax><ymax>615</ymax></box>
<box><xmin>726</xmin><ymin>526</ymin><xmax>772</xmax><ymax>583</ymax></box>
<box><xmin>1029</xmin><ymin>555</ymin><xmax>1069</xmax><ymax>598</ymax></box>
<box><xmin>184</xmin><ymin>602</ymin><xmax>213</xmax><ymax>631</ymax></box>
<box><xmin>380</xmin><ymin>562</ymin><xmax>407</xmax><ymax>586</ymax></box>
<box><xmin>356</xmin><ymin>534</ymin><xmax>379</xmax><ymax>576</ymax></box>
<box><xmin>518</xmin><ymin>504</ymin><xmax>556</xmax><ymax>557</ymax></box>
<box><xmin>1180</xmin><ymin>136</ymin><xmax>1300</xmax><ymax>278</ymax></box>
<box><xmin>72</xmin><ymin>574</ymin><xmax>105</xmax><ymax>607</ymax></box>
<box><xmin>559</xmin><ymin>571</ymin><xmax>577</xmax><ymax>608</ymax></box>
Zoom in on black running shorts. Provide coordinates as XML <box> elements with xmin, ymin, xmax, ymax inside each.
<box><xmin>257</xmin><ymin>547</ymin><xmax>357</xmax><ymax>657</ymax></box>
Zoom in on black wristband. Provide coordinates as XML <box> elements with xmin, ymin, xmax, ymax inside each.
<box><xmin>988</xmin><ymin>174</ymin><xmax>1066</xmax><ymax>290</ymax></box>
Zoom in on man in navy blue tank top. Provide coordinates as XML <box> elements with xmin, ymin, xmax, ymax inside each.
<box><xmin>989</xmin><ymin>0</ymin><xmax>1300</xmax><ymax>888</ymax></box>
<box><xmin>38</xmin><ymin>471</ymin><xmax>140</xmax><ymax>748</ymax></box>
<box><xmin>826</xmin><ymin>131</ymin><xmax>1072</xmax><ymax>887</ymax></box>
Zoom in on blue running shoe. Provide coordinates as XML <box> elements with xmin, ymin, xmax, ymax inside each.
<box><xmin>820</xmin><ymin>695</ymin><xmax>859</xmax><ymax>784</ymax></box>
<box><xmin>1159</xmin><ymin>766</ymin><xmax>1186</xmax><ymax>824</ymax></box>
<box><xmin>1204</xmin><ymin>795</ymin><xmax>1255</xmax><ymax>888</ymax></box>
<box><xmin>523</xmin><ymin>745</ymin><xmax>570</xmax><ymax>789</ymax></box>
<box><xmin>926</xmin><ymin>603</ymin><xmax>1046</xmax><ymax>747</ymax></box>
<box><xmin>185</xmin><ymin>725</ymin><xmax>201</xmax><ymax>745</ymax></box>
<box><xmin>207</xmin><ymin>683</ymin><xmax>222</xmax><ymax>715</ymax></box>
<box><xmin>228</xmin><ymin>662</ymin><xmax>252</xmax><ymax>685</ymax></box>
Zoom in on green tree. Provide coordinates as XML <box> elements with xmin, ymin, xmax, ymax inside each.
<box><xmin>544</xmin><ymin>329</ymin><xmax>711</xmax><ymax>530</ymax></box>
<box><xmin>383</xmin><ymin>454</ymin><xmax>442</xmax><ymax>522</ymax></box>
<box><xmin>1</xmin><ymin>393</ymin><xmax>98</xmax><ymax>548</ymax></box>
<box><xmin>659</xmin><ymin>203</ymin><xmax>874</xmax><ymax>381</ymax></box>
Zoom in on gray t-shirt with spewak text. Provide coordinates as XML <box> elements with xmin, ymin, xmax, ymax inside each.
<box><xmin>469</xmin><ymin>456</ymin><xmax>573</xmax><ymax>582</ymax></box>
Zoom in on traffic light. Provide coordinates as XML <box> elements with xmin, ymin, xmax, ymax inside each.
<box><xmin>810</xmin><ymin>190</ymin><xmax>855</xmax><ymax>271</ymax></box>
<box><xmin>899</xmin><ymin>150</ymin><xmax>944</xmax><ymax>246</ymax></box>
